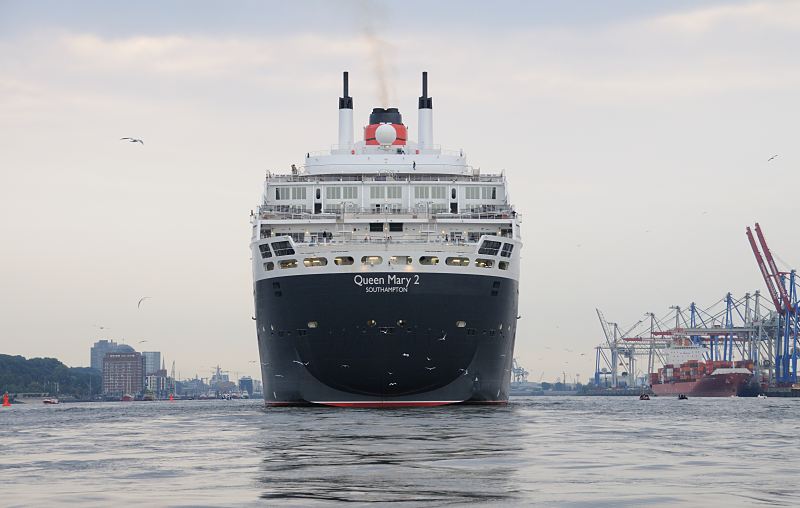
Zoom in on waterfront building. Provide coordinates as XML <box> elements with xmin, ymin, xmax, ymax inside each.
<box><xmin>90</xmin><ymin>339</ymin><xmax>134</xmax><ymax>372</ymax></box>
<box><xmin>142</xmin><ymin>351</ymin><xmax>161</xmax><ymax>376</ymax></box>
<box><xmin>102</xmin><ymin>352</ymin><xmax>143</xmax><ymax>396</ymax></box>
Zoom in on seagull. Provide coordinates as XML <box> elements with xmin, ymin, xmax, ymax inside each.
<box><xmin>137</xmin><ymin>296</ymin><xmax>151</xmax><ymax>309</ymax></box>
<box><xmin>387</xmin><ymin>371</ymin><xmax>393</xmax><ymax>375</ymax></box>
<box><xmin>292</xmin><ymin>360</ymin><xmax>309</xmax><ymax>366</ymax></box>
<box><xmin>389</xmin><ymin>382</ymin><xmax>397</xmax><ymax>386</ymax></box>
<box><xmin>380</xmin><ymin>329</ymin><xmax>390</xmax><ymax>335</ymax></box>
<box><xmin>401</xmin><ymin>353</ymin><xmax>410</xmax><ymax>357</ymax></box>
<box><xmin>121</xmin><ymin>137</ymin><xmax>143</xmax><ymax>145</ymax></box>
<box><xmin>438</xmin><ymin>333</ymin><xmax>447</xmax><ymax>341</ymax></box>
<box><xmin>340</xmin><ymin>364</ymin><xmax>350</xmax><ymax>368</ymax></box>
<box><xmin>274</xmin><ymin>374</ymin><xmax>284</xmax><ymax>378</ymax></box>
<box><xmin>516</xmin><ymin>315</ymin><xmax>522</xmax><ymax>320</ymax></box>
<box><xmin>251</xmin><ymin>317</ymin><xmax>256</xmax><ymax>321</ymax></box>
<box><xmin>425</xmin><ymin>366</ymin><xmax>437</xmax><ymax>371</ymax></box>
<box><xmin>426</xmin><ymin>356</ymin><xmax>432</xmax><ymax>361</ymax></box>
<box><xmin>768</xmin><ymin>154</ymin><xmax>778</xmax><ymax>162</ymax></box>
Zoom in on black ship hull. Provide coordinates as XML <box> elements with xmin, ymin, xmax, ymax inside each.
<box><xmin>255</xmin><ymin>272</ymin><xmax>518</xmax><ymax>407</ymax></box>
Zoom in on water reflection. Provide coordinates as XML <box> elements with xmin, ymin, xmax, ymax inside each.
<box><xmin>254</xmin><ymin>405</ymin><xmax>524</xmax><ymax>504</ymax></box>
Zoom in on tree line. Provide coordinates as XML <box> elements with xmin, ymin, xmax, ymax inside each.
<box><xmin>0</xmin><ymin>354</ymin><xmax>101</xmax><ymax>398</ymax></box>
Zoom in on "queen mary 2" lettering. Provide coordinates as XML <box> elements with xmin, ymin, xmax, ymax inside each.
<box><xmin>353</xmin><ymin>274</ymin><xmax>420</xmax><ymax>292</ymax></box>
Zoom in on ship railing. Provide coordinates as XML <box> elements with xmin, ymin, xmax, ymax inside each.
<box><xmin>257</xmin><ymin>205</ymin><xmax>516</xmax><ymax>221</ymax></box>
<box><xmin>285</xmin><ymin>236</ymin><xmax>487</xmax><ymax>248</ymax></box>
<box><xmin>264</xmin><ymin>171</ymin><xmax>504</xmax><ymax>183</ymax></box>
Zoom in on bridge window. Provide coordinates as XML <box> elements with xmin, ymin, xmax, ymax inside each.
<box><xmin>498</xmin><ymin>261</ymin><xmax>509</xmax><ymax>270</ymax></box>
<box><xmin>389</xmin><ymin>222</ymin><xmax>403</xmax><ymax>232</ymax></box>
<box><xmin>475</xmin><ymin>258</ymin><xmax>494</xmax><ymax>268</ymax></box>
<box><xmin>478</xmin><ymin>240</ymin><xmax>501</xmax><ymax>256</ymax></box>
<box><xmin>303</xmin><ymin>257</ymin><xmax>328</xmax><ymax>267</ymax></box>
<box><xmin>414</xmin><ymin>186</ymin><xmax>430</xmax><ymax>199</ymax></box>
<box><xmin>387</xmin><ymin>186</ymin><xmax>402</xmax><ymax>199</ymax></box>
<box><xmin>325</xmin><ymin>187</ymin><xmax>341</xmax><ymax>199</ymax></box>
<box><xmin>279</xmin><ymin>259</ymin><xmax>298</xmax><ymax>269</ymax></box>
<box><xmin>334</xmin><ymin>256</ymin><xmax>354</xmax><ymax>266</ymax></box>
<box><xmin>264</xmin><ymin>262</ymin><xmax>274</xmax><ymax>271</ymax></box>
<box><xmin>291</xmin><ymin>187</ymin><xmax>306</xmax><ymax>200</ymax></box>
<box><xmin>272</xmin><ymin>241</ymin><xmax>295</xmax><ymax>256</ymax></box>
<box><xmin>369</xmin><ymin>222</ymin><xmax>384</xmax><ymax>232</ymax></box>
<box><xmin>431</xmin><ymin>186</ymin><xmax>447</xmax><ymax>199</ymax></box>
<box><xmin>259</xmin><ymin>244</ymin><xmax>272</xmax><ymax>259</ymax></box>
<box><xmin>370</xmin><ymin>186</ymin><xmax>385</xmax><ymax>199</ymax></box>
<box><xmin>275</xmin><ymin>187</ymin><xmax>290</xmax><ymax>200</ymax></box>
<box><xmin>466</xmin><ymin>187</ymin><xmax>480</xmax><ymax>199</ymax></box>
<box><xmin>446</xmin><ymin>257</ymin><xmax>470</xmax><ymax>266</ymax></box>
<box><xmin>501</xmin><ymin>243</ymin><xmax>514</xmax><ymax>258</ymax></box>
<box><xmin>342</xmin><ymin>186</ymin><xmax>358</xmax><ymax>199</ymax></box>
<box><xmin>419</xmin><ymin>256</ymin><xmax>439</xmax><ymax>265</ymax></box>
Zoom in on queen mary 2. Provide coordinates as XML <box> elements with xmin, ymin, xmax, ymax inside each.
<box><xmin>250</xmin><ymin>72</ymin><xmax>522</xmax><ymax>407</ymax></box>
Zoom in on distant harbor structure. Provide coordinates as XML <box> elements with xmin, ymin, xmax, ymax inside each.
<box><xmin>90</xmin><ymin>339</ymin><xmax>133</xmax><ymax>372</ymax></box>
<box><xmin>102</xmin><ymin>352</ymin><xmax>144</xmax><ymax>397</ymax></box>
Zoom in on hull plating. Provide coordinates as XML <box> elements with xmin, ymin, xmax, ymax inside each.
<box><xmin>255</xmin><ymin>272</ymin><xmax>518</xmax><ymax>406</ymax></box>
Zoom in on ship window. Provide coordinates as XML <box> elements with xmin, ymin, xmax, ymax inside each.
<box><xmin>456</xmin><ymin>321</ymin><xmax>467</xmax><ymax>328</ymax></box>
<box><xmin>342</xmin><ymin>186</ymin><xmax>358</xmax><ymax>199</ymax></box>
<box><xmin>367</xmin><ymin>319</ymin><xmax>377</xmax><ymax>327</ymax></box>
<box><xmin>466</xmin><ymin>187</ymin><xmax>480</xmax><ymax>199</ymax></box>
<box><xmin>258</xmin><ymin>244</ymin><xmax>272</xmax><ymax>259</ymax></box>
<box><xmin>498</xmin><ymin>261</ymin><xmax>509</xmax><ymax>270</ymax></box>
<box><xmin>272</xmin><ymin>241</ymin><xmax>295</xmax><ymax>256</ymax></box>
<box><xmin>419</xmin><ymin>256</ymin><xmax>439</xmax><ymax>265</ymax></box>
<box><xmin>475</xmin><ymin>258</ymin><xmax>494</xmax><ymax>268</ymax></box>
<box><xmin>260</xmin><ymin>225</ymin><xmax>272</xmax><ymax>239</ymax></box>
<box><xmin>325</xmin><ymin>187</ymin><xmax>341</xmax><ymax>199</ymax></box>
<box><xmin>481</xmin><ymin>186</ymin><xmax>493</xmax><ymax>199</ymax></box>
<box><xmin>446</xmin><ymin>257</ymin><xmax>470</xmax><ymax>266</ymax></box>
<box><xmin>264</xmin><ymin>262</ymin><xmax>274</xmax><ymax>271</ymax></box>
<box><xmin>414</xmin><ymin>186</ymin><xmax>429</xmax><ymax>199</ymax></box>
<box><xmin>386</xmin><ymin>186</ymin><xmax>402</xmax><ymax>199</ymax></box>
<box><xmin>307</xmin><ymin>321</ymin><xmax>318</xmax><ymax>329</ymax></box>
<box><xmin>275</xmin><ymin>187</ymin><xmax>290</xmax><ymax>200</ymax></box>
<box><xmin>369</xmin><ymin>222</ymin><xmax>384</xmax><ymax>232</ymax></box>
<box><xmin>370</xmin><ymin>186</ymin><xmax>385</xmax><ymax>199</ymax></box>
<box><xmin>279</xmin><ymin>259</ymin><xmax>298</xmax><ymax>269</ymax></box>
<box><xmin>389</xmin><ymin>222</ymin><xmax>403</xmax><ymax>232</ymax></box>
<box><xmin>501</xmin><ymin>243</ymin><xmax>514</xmax><ymax>258</ymax></box>
<box><xmin>451</xmin><ymin>188</ymin><xmax>457</xmax><ymax>199</ymax></box>
<box><xmin>334</xmin><ymin>256</ymin><xmax>354</xmax><ymax>266</ymax></box>
<box><xmin>361</xmin><ymin>256</ymin><xmax>383</xmax><ymax>266</ymax></box>
<box><xmin>389</xmin><ymin>256</ymin><xmax>412</xmax><ymax>265</ymax></box>
<box><xmin>501</xmin><ymin>228</ymin><xmax>513</xmax><ymax>238</ymax></box>
<box><xmin>431</xmin><ymin>186</ymin><xmax>447</xmax><ymax>200</ymax></box>
<box><xmin>291</xmin><ymin>187</ymin><xmax>306</xmax><ymax>200</ymax></box>
<box><xmin>303</xmin><ymin>257</ymin><xmax>328</xmax><ymax>267</ymax></box>
<box><xmin>478</xmin><ymin>240</ymin><xmax>501</xmax><ymax>256</ymax></box>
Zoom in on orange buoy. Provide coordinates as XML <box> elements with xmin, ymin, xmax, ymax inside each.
<box><xmin>169</xmin><ymin>393</ymin><xmax>174</xmax><ymax>402</ymax></box>
<box><xmin>2</xmin><ymin>393</ymin><xmax>10</xmax><ymax>407</ymax></box>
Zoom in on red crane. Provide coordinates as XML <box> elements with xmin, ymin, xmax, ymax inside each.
<box><xmin>746</xmin><ymin>223</ymin><xmax>790</xmax><ymax>314</ymax></box>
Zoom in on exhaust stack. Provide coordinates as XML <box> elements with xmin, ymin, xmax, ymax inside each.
<box><xmin>338</xmin><ymin>71</ymin><xmax>354</xmax><ymax>149</ymax></box>
<box><xmin>417</xmin><ymin>71</ymin><xmax>433</xmax><ymax>149</ymax></box>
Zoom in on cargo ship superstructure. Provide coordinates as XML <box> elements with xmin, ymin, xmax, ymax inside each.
<box><xmin>648</xmin><ymin>344</ymin><xmax>754</xmax><ymax>397</ymax></box>
<box><xmin>250</xmin><ymin>72</ymin><xmax>522</xmax><ymax>407</ymax></box>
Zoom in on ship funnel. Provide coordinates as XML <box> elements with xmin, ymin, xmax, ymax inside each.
<box><xmin>418</xmin><ymin>71</ymin><xmax>433</xmax><ymax>149</ymax></box>
<box><xmin>338</xmin><ymin>71</ymin><xmax>354</xmax><ymax>149</ymax></box>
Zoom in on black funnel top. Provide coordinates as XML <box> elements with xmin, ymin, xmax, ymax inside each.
<box><xmin>369</xmin><ymin>107</ymin><xmax>402</xmax><ymax>124</ymax></box>
<box><xmin>339</xmin><ymin>71</ymin><xmax>353</xmax><ymax>109</ymax></box>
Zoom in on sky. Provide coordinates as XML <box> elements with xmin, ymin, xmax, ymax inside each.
<box><xmin>1</xmin><ymin>0</ymin><xmax>799</xmax><ymax>383</ymax></box>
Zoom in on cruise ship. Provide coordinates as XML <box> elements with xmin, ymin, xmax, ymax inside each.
<box><xmin>250</xmin><ymin>72</ymin><xmax>522</xmax><ymax>407</ymax></box>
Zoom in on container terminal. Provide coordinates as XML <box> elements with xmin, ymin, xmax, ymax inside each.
<box><xmin>592</xmin><ymin>223</ymin><xmax>800</xmax><ymax>397</ymax></box>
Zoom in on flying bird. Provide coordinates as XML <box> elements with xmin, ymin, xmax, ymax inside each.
<box><xmin>292</xmin><ymin>360</ymin><xmax>309</xmax><ymax>366</ymax></box>
<box><xmin>425</xmin><ymin>367</ymin><xmax>437</xmax><ymax>371</ymax></box>
<box><xmin>340</xmin><ymin>364</ymin><xmax>350</xmax><ymax>368</ymax></box>
<box><xmin>401</xmin><ymin>353</ymin><xmax>410</xmax><ymax>357</ymax></box>
<box><xmin>389</xmin><ymin>382</ymin><xmax>397</xmax><ymax>386</ymax></box>
<box><xmin>137</xmin><ymin>296</ymin><xmax>151</xmax><ymax>309</ymax></box>
<box><xmin>120</xmin><ymin>137</ymin><xmax>144</xmax><ymax>145</ymax></box>
<box><xmin>767</xmin><ymin>154</ymin><xmax>778</xmax><ymax>162</ymax></box>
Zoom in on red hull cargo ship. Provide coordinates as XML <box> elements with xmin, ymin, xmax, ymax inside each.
<box><xmin>650</xmin><ymin>360</ymin><xmax>754</xmax><ymax>397</ymax></box>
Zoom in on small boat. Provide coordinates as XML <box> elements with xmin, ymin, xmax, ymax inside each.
<box><xmin>121</xmin><ymin>394</ymin><xmax>134</xmax><ymax>402</ymax></box>
<box><xmin>757</xmin><ymin>394</ymin><xmax>767</xmax><ymax>399</ymax></box>
<box><xmin>678</xmin><ymin>394</ymin><xmax>688</xmax><ymax>400</ymax></box>
<box><xmin>42</xmin><ymin>398</ymin><xmax>59</xmax><ymax>405</ymax></box>
<box><xmin>639</xmin><ymin>394</ymin><xmax>650</xmax><ymax>400</ymax></box>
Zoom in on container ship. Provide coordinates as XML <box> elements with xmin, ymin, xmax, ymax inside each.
<box><xmin>250</xmin><ymin>72</ymin><xmax>522</xmax><ymax>407</ymax></box>
<box><xmin>649</xmin><ymin>359</ymin><xmax>754</xmax><ymax>397</ymax></box>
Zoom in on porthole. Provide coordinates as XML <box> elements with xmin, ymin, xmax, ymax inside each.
<box><xmin>419</xmin><ymin>256</ymin><xmax>439</xmax><ymax>265</ymax></box>
<box><xmin>307</xmin><ymin>321</ymin><xmax>318</xmax><ymax>329</ymax></box>
<box><xmin>334</xmin><ymin>256</ymin><xmax>354</xmax><ymax>265</ymax></box>
<box><xmin>367</xmin><ymin>319</ymin><xmax>377</xmax><ymax>327</ymax></box>
<box><xmin>498</xmin><ymin>261</ymin><xmax>509</xmax><ymax>270</ymax></box>
<box><xmin>264</xmin><ymin>262</ymin><xmax>274</xmax><ymax>271</ymax></box>
<box><xmin>361</xmin><ymin>256</ymin><xmax>383</xmax><ymax>266</ymax></box>
<box><xmin>389</xmin><ymin>256</ymin><xmax>412</xmax><ymax>265</ymax></box>
<box><xmin>303</xmin><ymin>257</ymin><xmax>328</xmax><ymax>267</ymax></box>
<box><xmin>456</xmin><ymin>320</ymin><xmax>467</xmax><ymax>328</ymax></box>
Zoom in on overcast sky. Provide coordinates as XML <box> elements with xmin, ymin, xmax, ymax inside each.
<box><xmin>1</xmin><ymin>0</ymin><xmax>798</xmax><ymax>382</ymax></box>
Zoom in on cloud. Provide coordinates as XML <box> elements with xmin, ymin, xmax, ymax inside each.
<box><xmin>652</xmin><ymin>1</ymin><xmax>800</xmax><ymax>33</ymax></box>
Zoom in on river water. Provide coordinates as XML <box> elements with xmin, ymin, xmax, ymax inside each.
<box><xmin>0</xmin><ymin>397</ymin><xmax>795</xmax><ymax>506</ymax></box>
